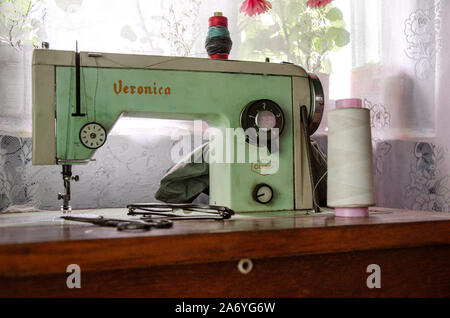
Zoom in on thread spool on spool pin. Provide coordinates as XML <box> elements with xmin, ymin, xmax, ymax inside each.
<box><xmin>327</xmin><ymin>98</ymin><xmax>376</xmax><ymax>217</ymax></box>
<box><xmin>205</xmin><ymin>12</ymin><xmax>232</xmax><ymax>59</ymax></box>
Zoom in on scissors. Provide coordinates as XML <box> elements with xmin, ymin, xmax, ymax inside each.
<box><xmin>61</xmin><ymin>214</ymin><xmax>173</xmax><ymax>231</ymax></box>
<box><xmin>127</xmin><ymin>203</ymin><xmax>235</xmax><ymax>220</ymax></box>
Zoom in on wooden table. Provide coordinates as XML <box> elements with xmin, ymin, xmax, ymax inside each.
<box><xmin>0</xmin><ymin>207</ymin><xmax>449</xmax><ymax>297</ymax></box>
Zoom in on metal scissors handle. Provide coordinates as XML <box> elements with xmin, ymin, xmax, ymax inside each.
<box><xmin>61</xmin><ymin>215</ymin><xmax>173</xmax><ymax>231</ymax></box>
<box><xmin>127</xmin><ymin>203</ymin><xmax>235</xmax><ymax>220</ymax></box>
<box><xmin>139</xmin><ymin>215</ymin><xmax>227</xmax><ymax>221</ymax></box>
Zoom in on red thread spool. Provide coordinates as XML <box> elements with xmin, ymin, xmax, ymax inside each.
<box><xmin>209</xmin><ymin>54</ymin><xmax>229</xmax><ymax>59</ymax></box>
<box><xmin>209</xmin><ymin>14</ymin><xmax>228</xmax><ymax>27</ymax></box>
<box><xmin>206</xmin><ymin>12</ymin><xmax>231</xmax><ymax>60</ymax></box>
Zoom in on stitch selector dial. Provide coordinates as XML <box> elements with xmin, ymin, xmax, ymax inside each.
<box><xmin>253</xmin><ymin>183</ymin><xmax>274</xmax><ymax>204</ymax></box>
<box><xmin>240</xmin><ymin>99</ymin><xmax>284</xmax><ymax>147</ymax></box>
<box><xmin>79</xmin><ymin>122</ymin><xmax>107</xmax><ymax>149</ymax></box>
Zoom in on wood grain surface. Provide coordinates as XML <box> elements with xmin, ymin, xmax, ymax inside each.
<box><xmin>0</xmin><ymin>207</ymin><xmax>449</xmax><ymax>297</ymax></box>
<box><xmin>1</xmin><ymin>246</ymin><xmax>449</xmax><ymax>297</ymax></box>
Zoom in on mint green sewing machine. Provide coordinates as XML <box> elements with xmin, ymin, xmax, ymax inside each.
<box><xmin>32</xmin><ymin>49</ymin><xmax>323</xmax><ymax>213</ymax></box>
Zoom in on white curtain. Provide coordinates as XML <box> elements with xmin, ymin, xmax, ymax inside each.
<box><xmin>1</xmin><ymin>0</ymin><xmax>447</xmax><ymax>137</ymax></box>
<box><xmin>0</xmin><ymin>40</ymin><xmax>34</xmax><ymax>136</ymax></box>
<box><xmin>345</xmin><ymin>0</ymin><xmax>449</xmax><ymax>211</ymax></box>
<box><xmin>436</xmin><ymin>0</ymin><xmax>450</xmax><ymax>173</ymax></box>
<box><xmin>349</xmin><ymin>0</ymin><xmax>439</xmax><ymax>138</ymax></box>
<box><xmin>0</xmin><ymin>0</ymin><xmax>235</xmax><ymax>137</ymax></box>
<box><xmin>0</xmin><ymin>0</ymin><xmax>449</xmax><ymax>211</ymax></box>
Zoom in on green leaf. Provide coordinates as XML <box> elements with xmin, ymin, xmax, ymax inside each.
<box><xmin>326</xmin><ymin>27</ymin><xmax>350</xmax><ymax>47</ymax></box>
<box><xmin>330</xmin><ymin>19</ymin><xmax>346</xmax><ymax>28</ymax></box>
<box><xmin>334</xmin><ymin>28</ymin><xmax>350</xmax><ymax>47</ymax></box>
<box><xmin>326</xmin><ymin>7</ymin><xmax>343</xmax><ymax>21</ymax></box>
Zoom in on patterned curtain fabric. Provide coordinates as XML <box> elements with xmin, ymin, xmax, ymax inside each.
<box><xmin>0</xmin><ymin>0</ymin><xmax>449</xmax><ymax>212</ymax></box>
<box><xmin>348</xmin><ymin>0</ymin><xmax>449</xmax><ymax>212</ymax></box>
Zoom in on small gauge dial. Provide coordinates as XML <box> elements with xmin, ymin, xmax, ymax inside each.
<box><xmin>253</xmin><ymin>184</ymin><xmax>274</xmax><ymax>204</ymax></box>
<box><xmin>256</xmin><ymin>110</ymin><xmax>277</xmax><ymax>129</ymax></box>
<box><xmin>79</xmin><ymin>122</ymin><xmax>107</xmax><ymax>149</ymax></box>
<box><xmin>240</xmin><ymin>99</ymin><xmax>284</xmax><ymax>146</ymax></box>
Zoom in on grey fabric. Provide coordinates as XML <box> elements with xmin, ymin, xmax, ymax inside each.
<box><xmin>155</xmin><ymin>143</ymin><xmax>209</xmax><ymax>203</ymax></box>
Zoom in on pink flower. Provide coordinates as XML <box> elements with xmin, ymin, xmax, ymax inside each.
<box><xmin>306</xmin><ymin>0</ymin><xmax>333</xmax><ymax>9</ymax></box>
<box><xmin>240</xmin><ymin>0</ymin><xmax>272</xmax><ymax>17</ymax></box>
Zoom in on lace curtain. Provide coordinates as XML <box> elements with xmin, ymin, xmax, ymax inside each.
<box><xmin>1</xmin><ymin>0</ymin><xmax>445</xmax><ymax>137</ymax></box>
<box><xmin>0</xmin><ymin>0</ymin><xmax>449</xmax><ymax>212</ymax></box>
<box><xmin>350</xmin><ymin>0</ymin><xmax>439</xmax><ymax>138</ymax></box>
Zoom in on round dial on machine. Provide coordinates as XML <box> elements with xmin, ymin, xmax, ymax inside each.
<box><xmin>240</xmin><ymin>99</ymin><xmax>284</xmax><ymax>145</ymax></box>
<box><xmin>253</xmin><ymin>183</ymin><xmax>274</xmax><ymax>204</ymax></box>
<box><xmin>79</xmin><ymin>122</ymin><xmax>107</xmax><ymax>149</ymax></box>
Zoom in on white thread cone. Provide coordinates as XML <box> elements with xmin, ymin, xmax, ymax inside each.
<box><xmin>327</xmin><ymin>108</ymin><xmax>376</xmax><ymax>207</ymax></box>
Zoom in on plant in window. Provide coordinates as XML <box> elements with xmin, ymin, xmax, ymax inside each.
<box><xmin>161</xmin><ymin>0</ymin><xmax>202</xmax><ymax>56</ymax></box>
<box><xmin>121</xmin><ymin>0</ymin><xmax>202</xmax><ymax>56</ymax></box>
<box><xmin>238</xmin><ymin>0</ymin><xmax>349</xmax><ymax>73</ymax></box>
<box><xmin>240</xmin><ymin>0</ymin><xmax>272</xmax><ymax>17</ymax></box>
<box><xmin>0</xmin><ymin>0</ymin><xmax>44</xmax><ymax>50</ymax></box>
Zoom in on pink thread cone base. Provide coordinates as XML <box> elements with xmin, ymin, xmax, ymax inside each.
<box><xmin>334</xmin><ymin>207</ymin><xmax>369</xmax><ymax>217</ymax></box>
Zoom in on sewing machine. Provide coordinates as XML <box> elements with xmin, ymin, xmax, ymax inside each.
<box><xmin>32</xmin><ymin>49</ymin><xmax>324</xmax><ymax>213</ymax></box>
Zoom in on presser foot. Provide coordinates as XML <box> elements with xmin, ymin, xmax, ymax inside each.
<box><xmin>59</xmin><ymin>203</ymin><xmax>72</xmax><ymax>214</ymax></box>
<box><xmin>58</xmin><ymin>165</ymin><xmax>79</xmax><ymax>214</ymax></box>
<box><xmin>58</xmin><ymin>192</ymin><xmax>72</xmax><ymax>213</ymax></box>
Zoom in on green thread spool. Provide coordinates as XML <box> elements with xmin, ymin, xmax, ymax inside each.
<box><xmin>206</xmin><ymin>26</ymin><xmax>230</xmax><ymax>40</ymax></box>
